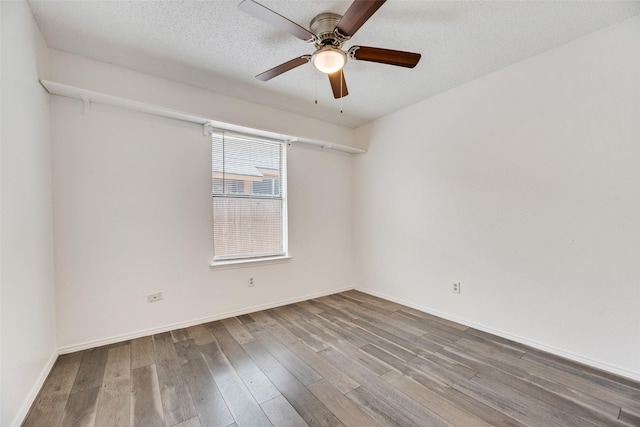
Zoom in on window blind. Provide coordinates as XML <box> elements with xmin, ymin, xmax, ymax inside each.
<box><xmin>212</xmin><ymin>130</ymin><xmax>287</xmax><ymax>261</ymax></box>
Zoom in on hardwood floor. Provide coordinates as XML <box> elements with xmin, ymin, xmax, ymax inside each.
<box><xmin>23</xmin><ymin>291</ymin><xmax>640</xmax><ymax>426</ymax></box>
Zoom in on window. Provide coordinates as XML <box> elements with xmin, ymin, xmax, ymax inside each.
<box><xmin>252</xmin><ymin>177</ymin><xmax>280</xmax><ymax>195</ymax></box>
<box><xmin>212</xmin><ymin>130</ymin><xmax>287</xmax><ymax>262</ymax></box>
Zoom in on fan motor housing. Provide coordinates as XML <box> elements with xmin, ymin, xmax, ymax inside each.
<box><xmin>310</xmin><ymin>13</ymin><xmax>347</xmax><ymax>48</ymax></box>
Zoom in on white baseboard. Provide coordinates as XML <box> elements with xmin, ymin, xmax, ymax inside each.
<box><xmin>355</xmin><ymin>287</ymin><xmax>640</xmax><ymax>382</ymax></box>
<box><xmin>58</xmin><ymin>285</ymin><xmax>355</xmax><ymax>354</ymax></box>
<box><xmin>12</xmin><ymin>350</ymin><xmax>58</xmax><ymax>427</ymax></box>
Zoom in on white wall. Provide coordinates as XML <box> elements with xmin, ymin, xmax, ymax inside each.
<box><xmin>51</xmin><ymin>85</ymin><xmax>355</xmax><ymax>350</ymax></box>
<box><xmin>354</xmin><ymin>16</ymin><xmax>640</xmax><ymax>380</ymax></box>
<box><xmin>1</xmin><ymin>2</ymin><xmax>57</xmax><ymax>426</ymax></box>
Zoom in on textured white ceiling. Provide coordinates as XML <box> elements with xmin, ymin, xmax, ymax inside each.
<box><xmin>28</xmin><ymin>0</ymin><xmax>640</xmax><ymax>128</ymax></box>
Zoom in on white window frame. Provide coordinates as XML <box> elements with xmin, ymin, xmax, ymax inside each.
<box><xmin>210</xmin><ymin>130</ymin><xmax>289</xmax><ymax>267</ymax></box>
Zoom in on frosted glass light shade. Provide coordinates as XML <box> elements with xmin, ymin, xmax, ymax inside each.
<box><xmin>312</xmin><ymin>48</ymin><xmax>347</xmax><ymax>74</ymax></box>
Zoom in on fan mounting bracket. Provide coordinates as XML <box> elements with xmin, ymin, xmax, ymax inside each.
<box><xmin>310</xmin><ymin>12</ymin><xmax>349</xmax><ymax>49</ymax></box>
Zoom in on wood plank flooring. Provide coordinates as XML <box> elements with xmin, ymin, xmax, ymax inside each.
<box><xmin>23</xmin><ymin>291</ymin><xmax>640</xmax><ymax>426</ymax></box>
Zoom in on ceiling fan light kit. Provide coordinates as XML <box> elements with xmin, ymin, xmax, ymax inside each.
<box><xmin>312</xmin><ymin>47</ymin><xmax>347</xmax><ymax>74</ymax></box>
<box><xmin>238</xmin><ymin>0</ymin><xmax>421</xmax><ymax>99</ymax></box>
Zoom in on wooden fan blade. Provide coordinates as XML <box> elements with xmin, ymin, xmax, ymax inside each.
<box><xmin>256</xmin><ymin>56</ymin><xmax>310</xmax><ymax>81</ymax></box>
<box><xmin>336</xmin><ymin>0</ymin><xmax>386</xmax><ymax>37</ymax></box>
<box><xmin>239</xmin><ymin>0</ymin><xmax>315</xmax><ymax>41</ymax></box>
<box><xmin>328</xmin><ymin>70</ymin><xmax>348</xmax><ymax>99</ymax></box>
<box><xmin>350</xmin><ymin>46</ymin><xmax>421</xmax><ymax>68</ymax></box>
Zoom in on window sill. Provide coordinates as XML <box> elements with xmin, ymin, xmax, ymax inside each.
<box><xmin>210</xmin><ymin>255</ymin><xmax>292</xmax><ymax>270</ymax></box>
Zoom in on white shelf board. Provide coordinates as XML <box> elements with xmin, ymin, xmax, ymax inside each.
<box><xmin>40</xmin><ymin>80</ymin><xmax>365</xmax><ymax>154</ymax></box>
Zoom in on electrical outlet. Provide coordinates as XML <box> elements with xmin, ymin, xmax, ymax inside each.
<box><xmin>248</xmin><ymin>277</ymin><xmax>255</xmax><ymax>287</ymax></box>
<box><xmin>452</xmin><ymin>282</ymin><xmax>461</xmax><ymax>294</ymax></box>
<box><xmin>147</xmin><ymin>292</ymin><xmax>163</xmax><ymax>303</ymax></box>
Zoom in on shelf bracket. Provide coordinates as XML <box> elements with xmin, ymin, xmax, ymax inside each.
<box><xmin>80</xmin><ymin>94</ymin><xmax>91</xmax><ymax>115</ymax></box>
<box><xmin>203</xmin><ymin>122</ymin><xmax>214</xmax><ymax>136</ymax></box>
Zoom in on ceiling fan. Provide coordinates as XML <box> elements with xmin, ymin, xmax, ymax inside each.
<box><xmin>238</xmin><ymin>0</ymin><xmax>421</xmax><ymax>99</ymax></box>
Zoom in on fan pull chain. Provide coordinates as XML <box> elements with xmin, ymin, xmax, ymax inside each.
<box><xmin>340</xmin><ymin>69</ymin><xmax>344</xmax><ymax>114</ymax></box>
<box><xmin>314</xmin><ymin>70</ymin><xmax>318</xmax><ymax>105</ymax></box>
